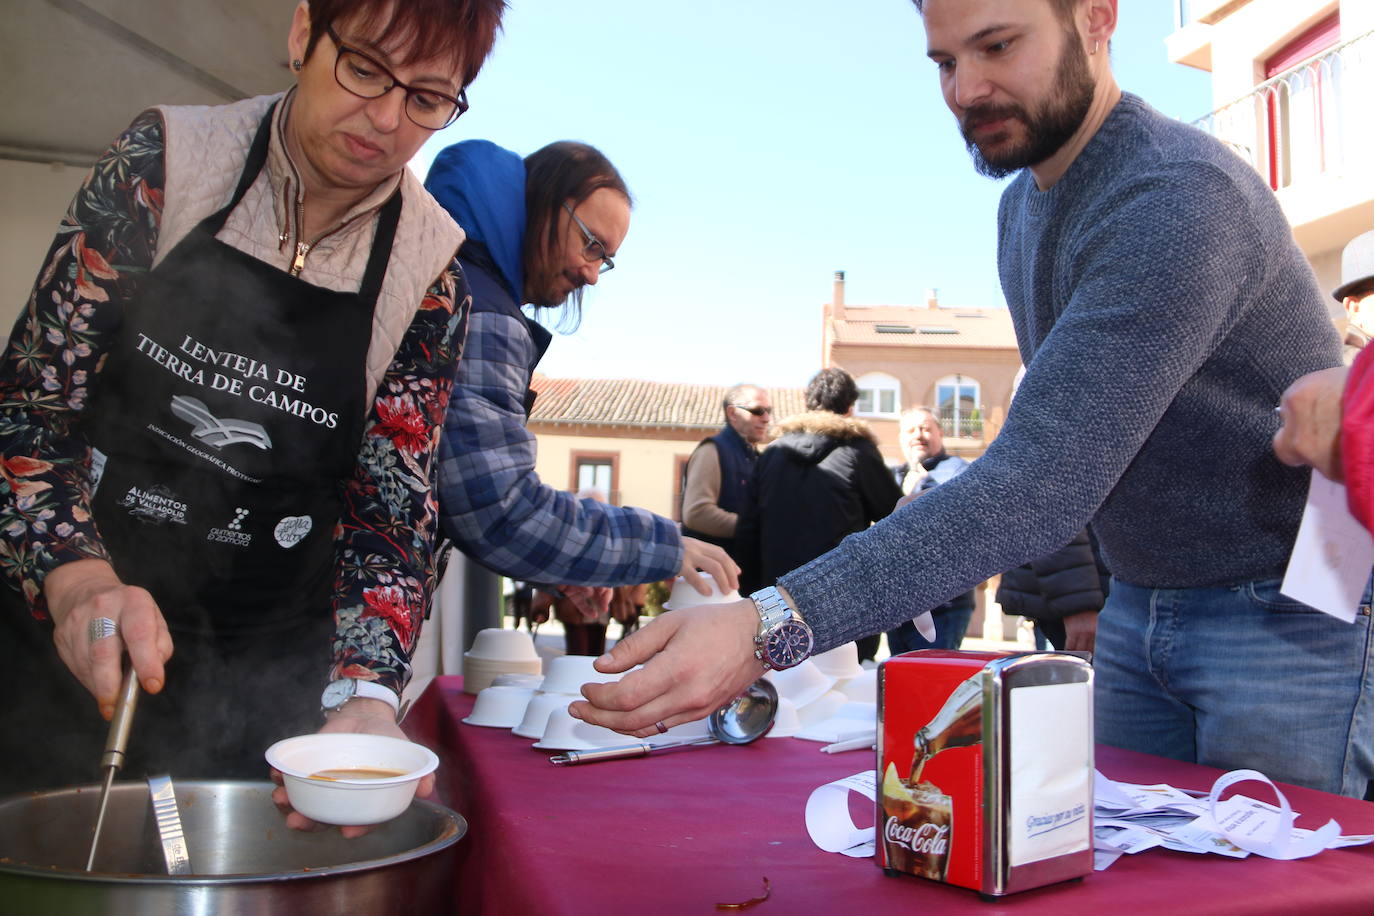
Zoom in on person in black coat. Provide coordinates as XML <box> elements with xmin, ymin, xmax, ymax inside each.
<box><xmin>736</xmin><ymin>369</ymin><xmax>902</xmax><ymax>601</ymax></box>
<box><xmin>996</xmin><ymin>528</ymin><xmax>1109</xmax><ymax>652</ymax></box>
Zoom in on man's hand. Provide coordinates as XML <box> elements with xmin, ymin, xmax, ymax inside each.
<box><xmin>678</xmin><ymin>538</ymin><xmax>740</xmax><ymax>594</ymax></box>
<box><xmin>562</xmin><ymin>585</ymin><xmax>612</xmax><ymax>621</ymax></box>
<box><xmin>1274</xmin><ymin>365</ymin><xmax>1349</xmax><ymax>481</ymax></box>
<box><xmin>271</xmin><ymin>697</ymin><xmax>435</xmax><ymax>840</ymax></box>
<box><xmin>568</xmin><ymin>598</ymin><xmax>763</xmax><ymax>736</ymax></box>
<box><xmin>44</xmin><ymin>558</ymin><xmax>173</xmax><ymax>720</ymax></box>
<box><xmin>1060</xmin><ymin>611</ymin><xmax>1098</xmax><ymax>654</ymax></box>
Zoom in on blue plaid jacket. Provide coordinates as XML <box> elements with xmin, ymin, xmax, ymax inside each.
<box><xmin>435</xmin><ymin>259</ymin><xmax>683</xmax><ymax>586</ymax></box>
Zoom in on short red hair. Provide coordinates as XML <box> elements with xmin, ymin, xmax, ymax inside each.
<box><xmin>304</xmin><ymin>0</ymin><xmax>506</xmax><ymax>88</ymax></box>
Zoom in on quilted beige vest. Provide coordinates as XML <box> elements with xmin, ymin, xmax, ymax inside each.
<box><xmin>151</xmin><ymin>92</ymin><xmax>465</xmax><ymax>406</ymax></box>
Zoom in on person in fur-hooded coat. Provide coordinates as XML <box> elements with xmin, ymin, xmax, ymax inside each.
<box><xmin>736</xmin><ymin>369</ymin><xmax>903</xmax><ymax>590</ymax></box>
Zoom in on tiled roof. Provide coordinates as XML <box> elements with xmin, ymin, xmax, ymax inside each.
<box><xmin>529</xmin><ymin>376</ymin><xmax>807</xmax><ymax>430</ymax></box>
<box><xmin>831</xmin><ymin>305</ymin><xmax>1018</xmax><ymax>349</ymax></box>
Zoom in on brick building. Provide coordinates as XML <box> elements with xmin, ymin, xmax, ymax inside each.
<box><xmin>527</xmin><ymin>376</ymin><xmax>804</xmax><ymax>517</ymax></box>
<box><xmin>820</xmin><ymin>271</ymin><xmax>1021</xmax><ymax>464</ymax></box>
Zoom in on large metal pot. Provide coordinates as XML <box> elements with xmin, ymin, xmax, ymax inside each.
<box><xmin>0</xmin><ymin>780</ymin><xmax>465</xmax><ymax>915</ymax></box>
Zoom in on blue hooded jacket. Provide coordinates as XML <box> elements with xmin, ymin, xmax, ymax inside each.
<box><xmin>424</xmin><ymin>139</ymin><xmax>526</xmax><ymax>303</ymax></box>
<box><xmin>425</xmin><ymin>139</ymin><xmax>686</xmax><ymax>590</ymax></box>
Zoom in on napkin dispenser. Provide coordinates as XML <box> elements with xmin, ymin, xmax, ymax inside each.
<box><xmin>877</xmin><ymin>650</ymin><xmax>1094</xmax><ymax>897</ymax></box>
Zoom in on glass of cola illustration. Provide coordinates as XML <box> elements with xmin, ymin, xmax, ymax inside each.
<box><xmin>882</xmin><ymin>763</ymin><xmax>953</xmax><ymax>880</ymax></box>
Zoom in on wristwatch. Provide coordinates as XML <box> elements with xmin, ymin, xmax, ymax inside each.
<box><xmin>321</xmin><ymin>677</ymin><xmax>400</xmax><ymax>715</ymax></box>
<box><xmin>750</xmin><ymin>586</ymin><xmax>814</xmax><ymax>670</ymax></box>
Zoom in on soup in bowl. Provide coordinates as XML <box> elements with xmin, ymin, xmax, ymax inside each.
<box><xmin>266</xmin><ymin>733</ymin><xmax>439</xmax><ymax>826</ymax></box>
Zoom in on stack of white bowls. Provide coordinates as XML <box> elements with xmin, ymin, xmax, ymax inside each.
<box><xmin>491</xmin><ymin>673</ymin><xmax>544</xmax><ymax>690</ymax></box>
<box><xmin>765</xmin><ymin>697</ymin><xmax>802</xmax><ymax>739</ymax></box>
<box><xmin>661</xmin><ymin>572</ymin><xmax>740</xmax><ymax>610</ymax></box>
<box><xmin>513</xmin><ymin>692</ymin><xmax>576</xmax><ymax>740</ymax></box>
<box><xmin>766</xmin><ymin>659</ymin><xmax>834</xmax><ymax>706</ymax></box>
<box><xmin>534</xmin><ymin>707</ymin><xmax>630</xmax><ymax>750</ymax></box>
<box><xmin>837</xmin><ymin>668</ymin><xmax>877</xmax><ymax>704</ymax></box>
<box><xmin>513</xmin><ymin>655</ymin><xmax>622</xmax><ymax>741</ymax></box>
<box><xmin>811</xmin><ymin>643</ymin><xmax>877</xmax><ymax>703</ymax></box>
<box><xmin>793</xmin><ymin>643</ymin><xmax>878</xmax><ymax>744</ymax></box>
<box><xmin>766</xmin><ymin>646</ymin><xmax>879</xmax><ymax>744</ymax></box>
<box><xmin>810</xmin><ymin>643</ymin><xmax>865</xmax><ymax>683</ymax></box>
<box><xmin>463</xmin><ymin>685</ymin><xmax>538</xmax><ymax>728</ymax></box>
<box><xmin>462</xmin><ymin>628</ymin><xmax>542</xmax><ymax>694</ymax></box>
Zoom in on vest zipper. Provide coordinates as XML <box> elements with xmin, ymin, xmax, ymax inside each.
<box><xmin>283</xmin><ymin>167</ymin><xmax>390</xmax><ymax>277</ymax></box>
<box><xmin>289</xmin><ymin>198</ymin><xmax>309</xmax><ymax>276</ymax></box>
<box><xmin>290</xmin><ymin>240</ymin><xmax>311</xmax><ymax>276</ymax></box>
<box><xmin>289</xmin><ymin>209</ymin><xmax>382</xmax><ymax>278</ymax></box>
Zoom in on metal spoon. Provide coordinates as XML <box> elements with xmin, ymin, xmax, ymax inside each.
<box><xmin>549</xmin><ymin>678</ymin><xmax>779</xmax><ymax>766</ymax></box>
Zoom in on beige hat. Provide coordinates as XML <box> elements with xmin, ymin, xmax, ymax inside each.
<box><xmin>1334</xmin><ymin>229</ymin><xmax>1374</xmax><ymax>301</ymax></box>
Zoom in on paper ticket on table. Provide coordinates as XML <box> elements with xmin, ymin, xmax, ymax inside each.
<box><xmin>1206</xmin><ymin>769</ymin><xmax>1373</xmax><ymax>860</ymax></box>
<box><xmin>1281</xmin><ymin>474</ymin><xmax>1374</xmax><ymax>622</ymax></box>
<box><xmin>805</xmin><ymin>770</ymin><xmax>877</xmax><ymax>858</ymax></box>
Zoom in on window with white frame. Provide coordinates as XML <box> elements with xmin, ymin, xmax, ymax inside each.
<box><xmin>855</xmin><ymin>372</ymin><xmax>900</xmax><ymax>418</ymax></box>
<box><xmin>935</xmin><ymin>374</ymin><xmax>982</xmax><ymax>438</ymax></box>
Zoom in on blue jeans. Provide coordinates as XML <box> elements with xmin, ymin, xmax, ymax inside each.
<box><xmin>887</xmin><ymin>594</ymin><xmax>975</xmax><ymax>654</ymax></box>
<box><xmin>1094</xmin><ymin>576</ymin><xmax>1374</xmax><ymax>797</ymax></box>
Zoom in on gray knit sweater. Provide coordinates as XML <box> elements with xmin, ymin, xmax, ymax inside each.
<box><xmin>780</xmin><ymin>93</ymin><xmax>1340</xmax><ymax>653</ymax></box>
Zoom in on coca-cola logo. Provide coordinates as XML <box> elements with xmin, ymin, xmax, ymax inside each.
<box><xmin>884</xmin><ymin>816</ymin><xmax>950</xmax><ymax>855</ymax></box>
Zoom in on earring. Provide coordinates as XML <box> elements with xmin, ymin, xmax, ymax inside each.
<box><xmin>291</xmin><ymin>59</ymin><xmax>302</xmax><ymax>71</ymax></box>
<box><xmin>1091</xmin><ymin>41</ymin><xmax>1099</xmax><ymax>55</ymax></box>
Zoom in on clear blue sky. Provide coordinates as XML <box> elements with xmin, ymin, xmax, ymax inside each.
<box><xmin>410</xmin><ymin>0</ymin><xmax>1213</xmax><ymax>390</ymax></box>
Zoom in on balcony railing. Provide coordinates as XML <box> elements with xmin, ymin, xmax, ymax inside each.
<box><xmin>938</xmin><ymin>407</ymin><xmax>983</xmax><ymax>440</ymax></box>
<box><xmin>1191</xmin><ymin>30</ymin><xmax>1374</xmax><ymax>192</ymax></box>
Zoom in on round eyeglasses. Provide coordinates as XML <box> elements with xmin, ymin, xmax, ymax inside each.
<box><xmin>326</xmin><ymin>26</ymin><xmax>468</xmax><ymax>130</ymax></box>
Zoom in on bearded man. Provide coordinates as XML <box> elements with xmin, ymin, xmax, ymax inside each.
<box><xmin>573</xmin><ymin>0</ymin><xmax>1369</xmax><ymax>799</ymax></box>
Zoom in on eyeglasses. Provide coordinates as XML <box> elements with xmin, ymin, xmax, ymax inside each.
<box><xmin>563</xmin><ymin>203</ymin><xmax>615</xmax><ymax>273</ymax></box>
<box><xmin>325</xmin><ymin>26</ymin><xmax>468</xmax><ymax>130</ymax></box>
<box><xmin>732</xmin><ymin>404</ymin><xmax>773</xmax><ymax>417</ymax></box>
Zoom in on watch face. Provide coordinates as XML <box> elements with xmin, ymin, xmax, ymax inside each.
<box><xmin>764</xmin><ymin>621</ymin><xmax>814</xmax><ymax>669</ymax></box>
<box><xmin>321</xmin><ymin>679</ymin><xmax>356</xmax><ymax>708</ymax></box>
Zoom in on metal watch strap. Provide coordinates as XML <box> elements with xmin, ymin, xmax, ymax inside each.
<box><xmin>751</xmin><ymin>586</ymin><xmax>805</xmax><ymax>670</ymax></box>
<box><xmin>752</xmin><ymin>586</ymin><xmax>795</xmax><ymax>632</ymax></box>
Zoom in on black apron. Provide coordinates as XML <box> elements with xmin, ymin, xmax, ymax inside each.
<box><xmin>2</xmin><ymin>107</ymin><xmax>401</xmax><ymax>788</ymax></box>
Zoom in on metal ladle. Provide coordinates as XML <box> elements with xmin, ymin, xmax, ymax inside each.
<box><xmin>549</xmin><ymin>678</ymin><xmax>779</xmax><ymax>766</ymax></box>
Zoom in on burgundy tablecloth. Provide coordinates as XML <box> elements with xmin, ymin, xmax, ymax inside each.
<box><xmin>405</xmin><ymin>676</ymin><xmax>1374</xmax><ymax>915</ymax></box>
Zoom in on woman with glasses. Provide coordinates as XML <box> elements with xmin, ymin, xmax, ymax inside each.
<box><xmin>423</xmin><ymin>139</ymin><xmax>739</xmax><ymax>611</ymax></box>
<box><xmin>0</xmin><ymin>0</ymin><xmax>502</xmax><ymax>822</ymax></box>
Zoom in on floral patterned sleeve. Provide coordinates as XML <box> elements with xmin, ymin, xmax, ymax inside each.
<box><xmin>0</xmin><ymin>111</ymin><xmax>164</xmax><ymax>611</ymax></box>
<box><xmin>329</xmin><ymin>257</ymin><xmax>470</xmax><ymax>697</ymax></box>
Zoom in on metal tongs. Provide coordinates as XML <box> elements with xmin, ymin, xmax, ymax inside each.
<box><xmin>85</xmin><ymin>668</ymin><xmax>140</xmax><ymax>871</ymax></box>
<box><xmin>147</xmin><ymin>774</ymin><xmax>193</xmax><ymax>875</ymax></box>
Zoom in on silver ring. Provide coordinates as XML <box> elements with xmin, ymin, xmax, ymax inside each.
<box><xmin>654</xmin><ymin>720</ymin><xmax>668</xmax><ymax>734</ymax></box>
<box><xmin>88</xmin><ymin>616</ymin><xmax>117</xmax><ymax>643</ymax></box>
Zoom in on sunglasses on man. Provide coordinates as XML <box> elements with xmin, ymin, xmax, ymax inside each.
<box><xmin>732</xmin><ymin>404</ymin><xmax>773</xmax><ymax>417</ymax></box>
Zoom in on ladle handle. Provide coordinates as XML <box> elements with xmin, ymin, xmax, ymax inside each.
<box><xmin>549</xmin><ymin>737</ymin><xmax>718</xmax><ymax>766</ymax></box>
<box><xmin>100</xmin><ymin>668</ymin><xmax>141</xmax><ymax>771</ymax></box>
<box><xmin>549</xmin><ymin>743</ymin><xmax>653</xmax><ymax>766</ymax></box>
